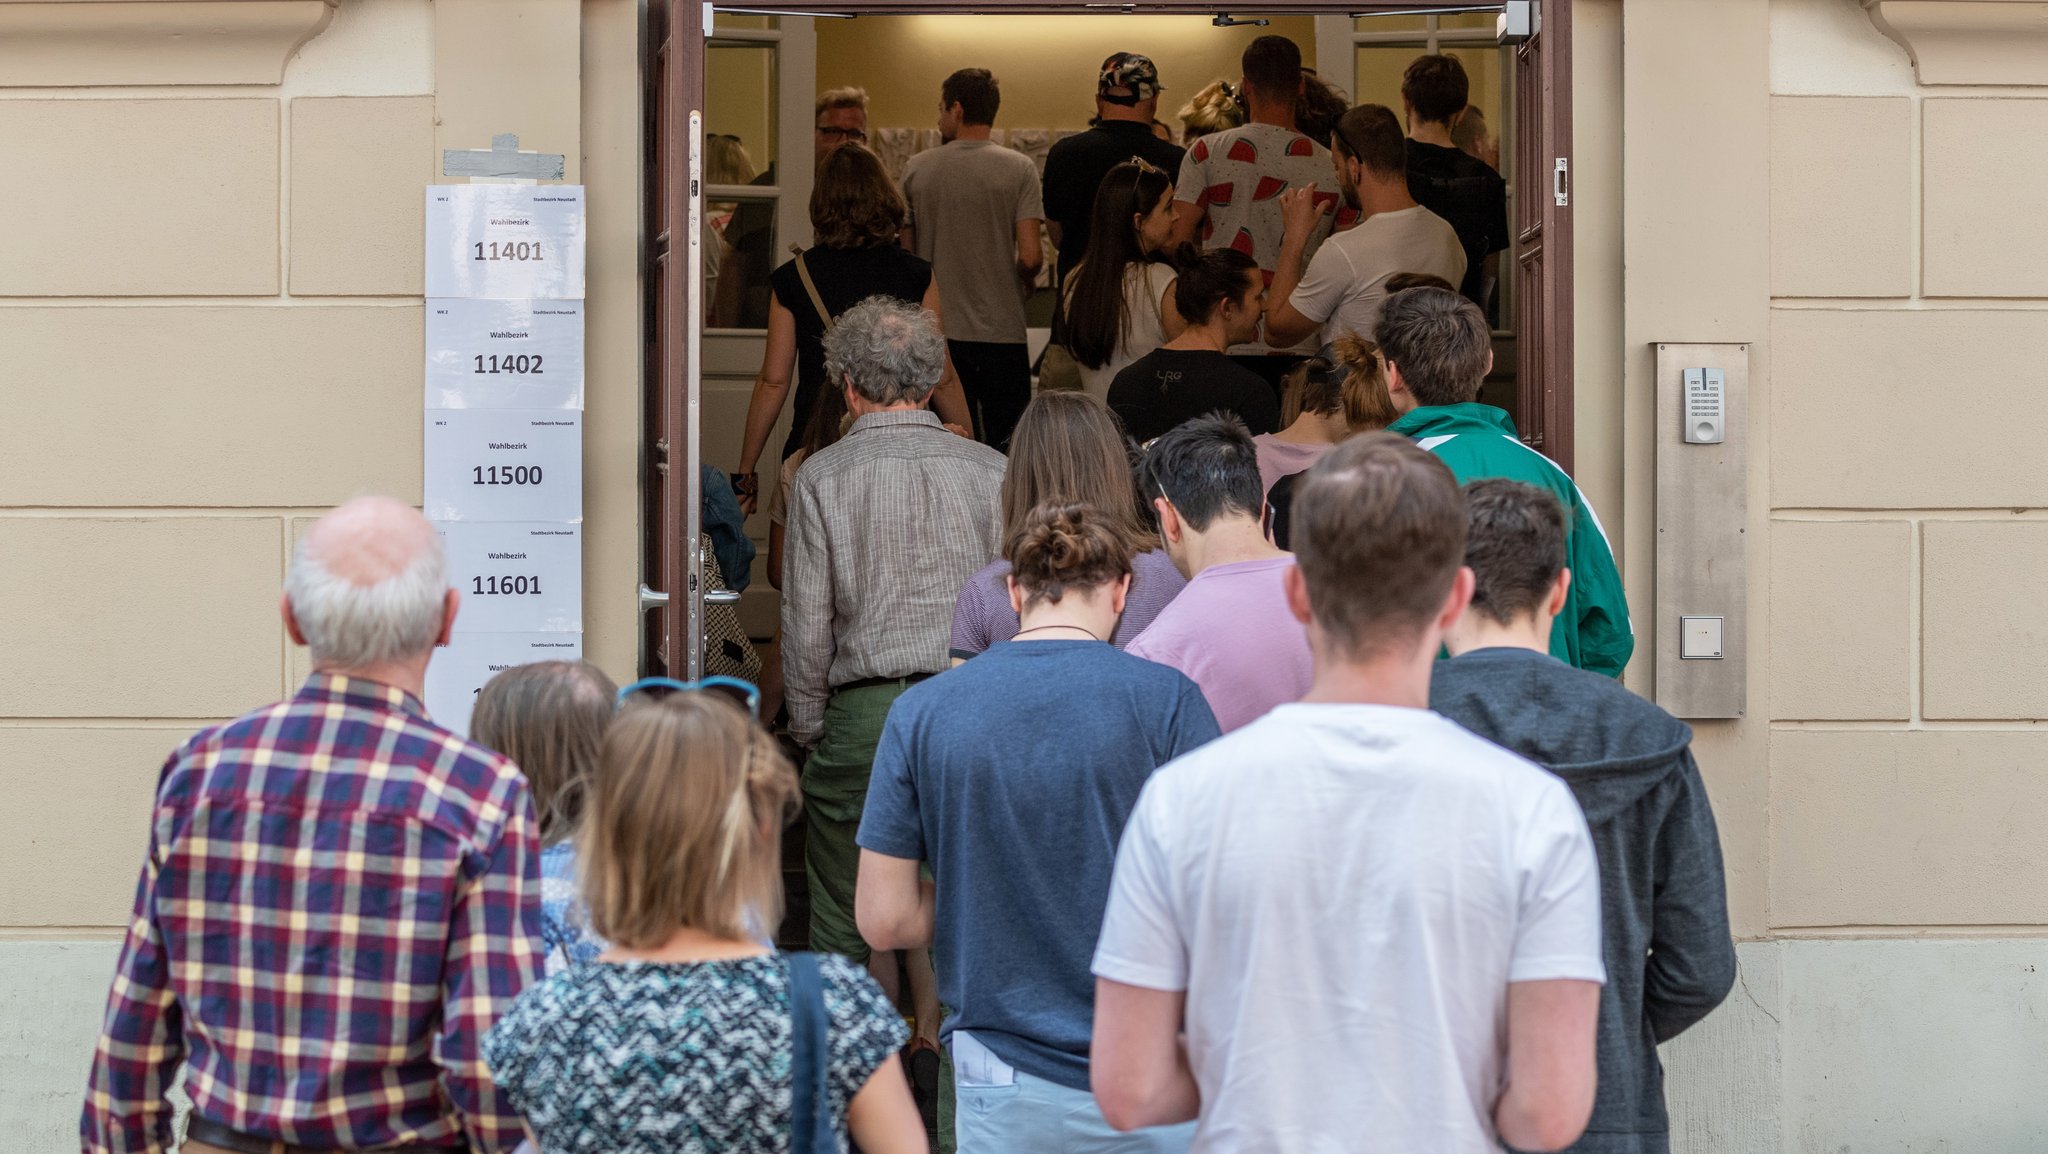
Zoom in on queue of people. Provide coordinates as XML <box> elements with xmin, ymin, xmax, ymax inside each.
<box><xmin>81</xmin><ymin>35</ymin><xmax>1719</xmax><ymax>1154</ymax></box>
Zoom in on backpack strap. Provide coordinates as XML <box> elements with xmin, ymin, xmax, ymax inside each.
<box><xmin>792</xmin><ymin>249</ymin><xmax>836</xmax><ymax>332</ymax></box>
<box><xmin>788</xmin><ymin>951</ymin><xmax>835</xmax><ymax>1154</ymax></box>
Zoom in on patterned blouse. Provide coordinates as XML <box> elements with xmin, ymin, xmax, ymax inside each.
<box><xmin>539</xmin><ymin>843</ymin><xmax>606</xmax><ymax>972</ymax></box>
<box><xmin>482</xmin><ymin>955</ymin><xmax>907</xmax><ymax>1153</ymax></box>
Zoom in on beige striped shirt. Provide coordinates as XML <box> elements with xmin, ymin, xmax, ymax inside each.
<box><xmin>782</xmin><ymin>409</ymin><xmax>1006</xmax><ymax>745</ymax></box>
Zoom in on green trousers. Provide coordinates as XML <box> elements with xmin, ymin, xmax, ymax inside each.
<box><xmin>801</xmin><ymin>679</ymin><xmax>915</xmax><ymax>963</ymax></box>
<box><xmin>800</xmin><ymin>679</ymin><xmax>955</xmax><ymax>1152</ymax></box>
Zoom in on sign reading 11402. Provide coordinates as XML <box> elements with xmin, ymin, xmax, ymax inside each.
<box><xmin>475</xmin><ymin>354</ymin><xmax>544</xmax><ymax>375</ymax></box>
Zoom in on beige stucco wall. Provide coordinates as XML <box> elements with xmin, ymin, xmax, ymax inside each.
<box><xmin>0</xmin><ymin>1</ymin><xmax>641</xmax><ymax>1144</ymax></box>
<box><xmin>1649</xmin><ymin>0</ymin><xmax>2048</xmax><ymax>1147</ymax></box>
<box><xmin>1762</xmin><ymin>0</ymin><xmax>2048</xmax><ymax>934</ymax></box>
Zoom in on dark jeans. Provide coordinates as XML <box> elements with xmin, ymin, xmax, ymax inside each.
<box><xmin>948</xmin><ymin>340</ymin><xmax>1032</xmax><ymax>451</ymax></box>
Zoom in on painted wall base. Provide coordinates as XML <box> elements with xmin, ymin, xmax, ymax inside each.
<box><xmin>1666</xmin><ymin>938</ymin><xmax>2048</xmax><ymax>1151</ymax></box>
<box><xmin>10</xmin><ymin>937</ymin><xmax>2048</xmax><ymax>1151</ymax></box>
<box><xmin>2</xmin><ymin>940</ymin><xmax>121</xmax><ymax>1153</ymax></box>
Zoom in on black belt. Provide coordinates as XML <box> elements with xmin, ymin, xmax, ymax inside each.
<box><xmin>185</xmin><ymin>1117</ymin><xmax>468</xmax><ymax>1154</ymax></box>
<box><xmin>832</xmin><ymin>673</ymin><xmax>935</xmax><ymax>695</ymax></box>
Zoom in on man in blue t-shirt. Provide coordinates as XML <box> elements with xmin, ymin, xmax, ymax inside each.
<box><xmin>856</xmin><ymin>522</ymin><xmax>1219</xmax><ymax>1153</ymax></box>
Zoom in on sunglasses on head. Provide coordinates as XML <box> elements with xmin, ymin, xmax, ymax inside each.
<box><xmin>615</xmin><ymin>675</ymin><xmax>762</xmax><ymax>719</ymax></box>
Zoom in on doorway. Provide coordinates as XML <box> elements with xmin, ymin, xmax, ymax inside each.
<box><xmin>644</xmin><ymin>0</ymin><xmax>1573</xmax><ymax>679</ymax></box>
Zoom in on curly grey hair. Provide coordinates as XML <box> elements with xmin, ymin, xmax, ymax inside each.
<box><xmin>821</xmin><ymin>295</ymin><xmax>946</xmax><ymax>406</ymax></box>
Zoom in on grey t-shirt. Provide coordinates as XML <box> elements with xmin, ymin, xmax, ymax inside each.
<box><xmin>902</xmin><ymin>139</ymin><xmax>1044</xmax><ymax>344</ymax></box>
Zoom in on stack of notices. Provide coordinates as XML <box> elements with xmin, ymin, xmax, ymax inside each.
<box><xmin>420</xmin><ymin>184</ymin><xmax>588</xmax><ymax>737</ymax></box>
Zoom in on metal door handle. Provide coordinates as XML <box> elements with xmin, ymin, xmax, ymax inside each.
<box><xmin>641</xmin><ymin>584</ymin><xmax>741</xmax><ymax>609</ymax></box>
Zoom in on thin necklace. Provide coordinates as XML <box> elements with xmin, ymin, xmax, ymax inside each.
<box><xmin>1012</xmin><ymin>624</ymin><xmax>1103</xmax><ymax>641</ymax></box>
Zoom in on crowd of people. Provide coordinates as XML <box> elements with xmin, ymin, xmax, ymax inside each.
<box><xmin>80</xmin><ymin>34</ymin><xmax>1732</xmax><ymax>1154</ymax></box>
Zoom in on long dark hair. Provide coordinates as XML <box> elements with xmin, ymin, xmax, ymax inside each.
<box><xmin>1060</xmin><ymin>161</ymin><xmax>1174</xmax><ymax>370</ymax></box>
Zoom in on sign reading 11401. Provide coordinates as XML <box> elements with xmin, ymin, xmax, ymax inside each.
<box><xmin>475</xmin><ymin>241</ymin><xmax>545</xmax><ymax>262</ymax></box>
<box><xmin>425</xmin><ymin>185</ymin><xmax>584</xmax><ymax>298</ymax></box>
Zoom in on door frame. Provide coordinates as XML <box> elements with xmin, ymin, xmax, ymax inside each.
<box><xmin>646</xmin><ymin>0</ymin><xmax>1573</xmax><ymax>677</ymax></box>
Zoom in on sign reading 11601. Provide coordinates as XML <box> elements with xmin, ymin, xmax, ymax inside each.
<box><xmin>474</xmin><ymin>241</ymin><xmax>544</xmax><ymax>261</ymax></box>
<box><xmin>474</xmin><ymin>354</ymin><xmax>544</xmax><ymax>375</ymax></box>
<box><xmin>473</xmin><ymin>575</ymin><xmax>544</xmax><ymax>595</ymax></box>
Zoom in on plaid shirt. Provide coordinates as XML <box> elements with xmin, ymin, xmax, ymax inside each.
<box><xmin>81</xmin><ymin>674</ymin><xmax>543</xmax><ymax>1154</ymax></box>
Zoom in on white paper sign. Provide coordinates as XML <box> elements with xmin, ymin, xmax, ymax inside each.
<box><xmin>439</xmin><ymin>521</ymin><xmax>583</xmax><ymax>633</ymax></box>
<box><xmin>425</xmin><ymin>185</ymin><xmax>587</xmax><ymax>299</ymax></box>
<box><xmin>425</xmin><ymin>632</ymin><xmax>585</xmax><ymax>739</ymax></box>
<box><xmin>424</xmin><ymin>409</ymin><xmax>583</xmax><ymax>523</ymax></box>
<box><xmin>426</xmin><ymin>299</ymin><xmax>585</xmax><ymax>409</ymax></box>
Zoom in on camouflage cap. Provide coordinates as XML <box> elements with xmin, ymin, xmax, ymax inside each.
<box><xmin>1099</xmin><ymin>52</ymin><xmax>1163</xmax><ymax>104</ymax></box>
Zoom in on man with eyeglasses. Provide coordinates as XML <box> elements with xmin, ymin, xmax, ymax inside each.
<box><xmin>1264</xmin><ymin>103</ymin><xmax>1465</xmax><ymax>351</ymax></box>
<box><xmin>1123</xmin><ymin>413</ymin><xmax>1311</xmax><ymax>733</ymax></box>
<box><xmin>1041</xmin><ymin>53</ymin><xmax>1185</xmax><ymax>296</ymax></box>
<box><xmin>814</xmin><ymin>85</ymin><xmax>870</xmax><ymax>168</ymax></box>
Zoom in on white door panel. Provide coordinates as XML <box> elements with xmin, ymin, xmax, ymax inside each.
<box><xmin>700</xmin><ymin>15</ymin><xmax>815</xmax><ymax>639</ymax></box>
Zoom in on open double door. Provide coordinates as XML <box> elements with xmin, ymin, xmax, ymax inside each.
<box><xmin>644</xmin><ymin>0</ymin><xmax>1573</xmax><ymax>679</ymax></box>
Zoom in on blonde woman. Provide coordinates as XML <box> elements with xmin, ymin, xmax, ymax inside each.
<box><xmin>1176</xmin><ymin>79</ymin><xmax>1244</xmax><ymax>143</ymax></box>
<box><xmin>484</xmin><ymin>692</ymin><xmax>926</xmax><ymax>1154</ymax></box>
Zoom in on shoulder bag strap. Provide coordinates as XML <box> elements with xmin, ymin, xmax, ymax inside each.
<box><xmin>793</xmin><ymin>250</ymin><xmax>836</xmax><ymax>332</ymax></box>
<box><xmin>788</xmin><ymin>951</ymin><xmax>835</xmax><ymax>1154</ymax></box>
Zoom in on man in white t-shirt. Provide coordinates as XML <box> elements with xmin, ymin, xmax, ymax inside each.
<box><xmin>1266</xmin><ymin>103</ymin><xmax>1466</xmax><ymax>350</ymax></box>
<box><xmin>1091</xmin><ymin>432</ymin><xmax>1605</xmax><ymax>1154</ymax></box>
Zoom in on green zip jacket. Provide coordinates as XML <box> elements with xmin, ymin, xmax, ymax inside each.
<box><xmin>1389</xmin><ymin>402</ymin><xmax>1635</xmax><ymax>678</ymax></box>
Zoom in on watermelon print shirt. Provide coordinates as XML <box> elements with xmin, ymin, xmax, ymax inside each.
<box><xmin>1173</xmin><ymin>122</ymin><xmax>1353</xmax><ymax>354</ymax></box>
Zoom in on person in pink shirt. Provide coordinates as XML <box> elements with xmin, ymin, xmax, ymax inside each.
<box><xmin>1125</xmin><ymin>412</ymin><xmax>1312</xmax><ymax>731</ymax></box>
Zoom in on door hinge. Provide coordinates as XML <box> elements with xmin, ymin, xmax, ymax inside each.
<box><xmin>1553</xmin><ymin>157</ymin><xmax>1570</xmax><ymax>207</ymax></box>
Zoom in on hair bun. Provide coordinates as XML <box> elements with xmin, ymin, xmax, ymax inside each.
<box><xmin>1006</xmin><ymin>501</ymin><xmax>1135</xmax><ymax>607</ymax></box>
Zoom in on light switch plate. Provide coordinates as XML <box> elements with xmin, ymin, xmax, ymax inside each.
<box><xmin>1680</xmin><ymin>616</ymin><xmax>1725</xmax><ymax>660</ymax></box>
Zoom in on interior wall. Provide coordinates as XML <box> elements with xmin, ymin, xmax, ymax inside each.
<box><xmin>1352</xmin><ymin>43</ymin><xmax>1504</xmax><ymax>122</ymax></box>
<box><xmin>707</xmin><ymin>42</ymin><xmax>777</xmax><ymax>177</ymax></box>
<box><xmin>816</xmin><ymin>14</ymin><xmax>1318</xmax><ymax>135</ymax></box>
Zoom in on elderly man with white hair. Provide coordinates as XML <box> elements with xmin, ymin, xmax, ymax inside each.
<box><xmin>83</xmin><ymin>496</ymin><xmax>542</xmax><ymax>1154</ymax></box>
<box><xmin>782</xmin><ymin>295</ymin><xmax>1005</xmax><ymax>1093</ymax></box>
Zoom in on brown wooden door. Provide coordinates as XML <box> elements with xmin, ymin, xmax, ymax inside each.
<box><xmin>1513</xmin><ymin>0</ymin><xmax>1574</xmax><ymax>473</ymax></box>
<box><xmin>648</xmin><ymin>0</ymin><xmax>709</xmax><ymax>678</ymax></box>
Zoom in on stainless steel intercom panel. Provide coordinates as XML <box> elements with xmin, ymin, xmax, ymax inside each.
<box><xmin>1655</xmin><ymin>344</ymin><xmax>1748</xmax><ymax>718</ymax></box>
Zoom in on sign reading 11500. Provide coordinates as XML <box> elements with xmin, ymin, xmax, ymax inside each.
<box><xmin>473</xmin><ymin>465</ymin><xmax>544</xmax><ymax>486</ymax></box>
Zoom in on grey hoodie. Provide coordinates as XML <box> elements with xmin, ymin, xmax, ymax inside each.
<box><xmin>1430</xmin><ymin>647</ymin><xmax>1736</xmax><ymax>1154</ymax></box>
